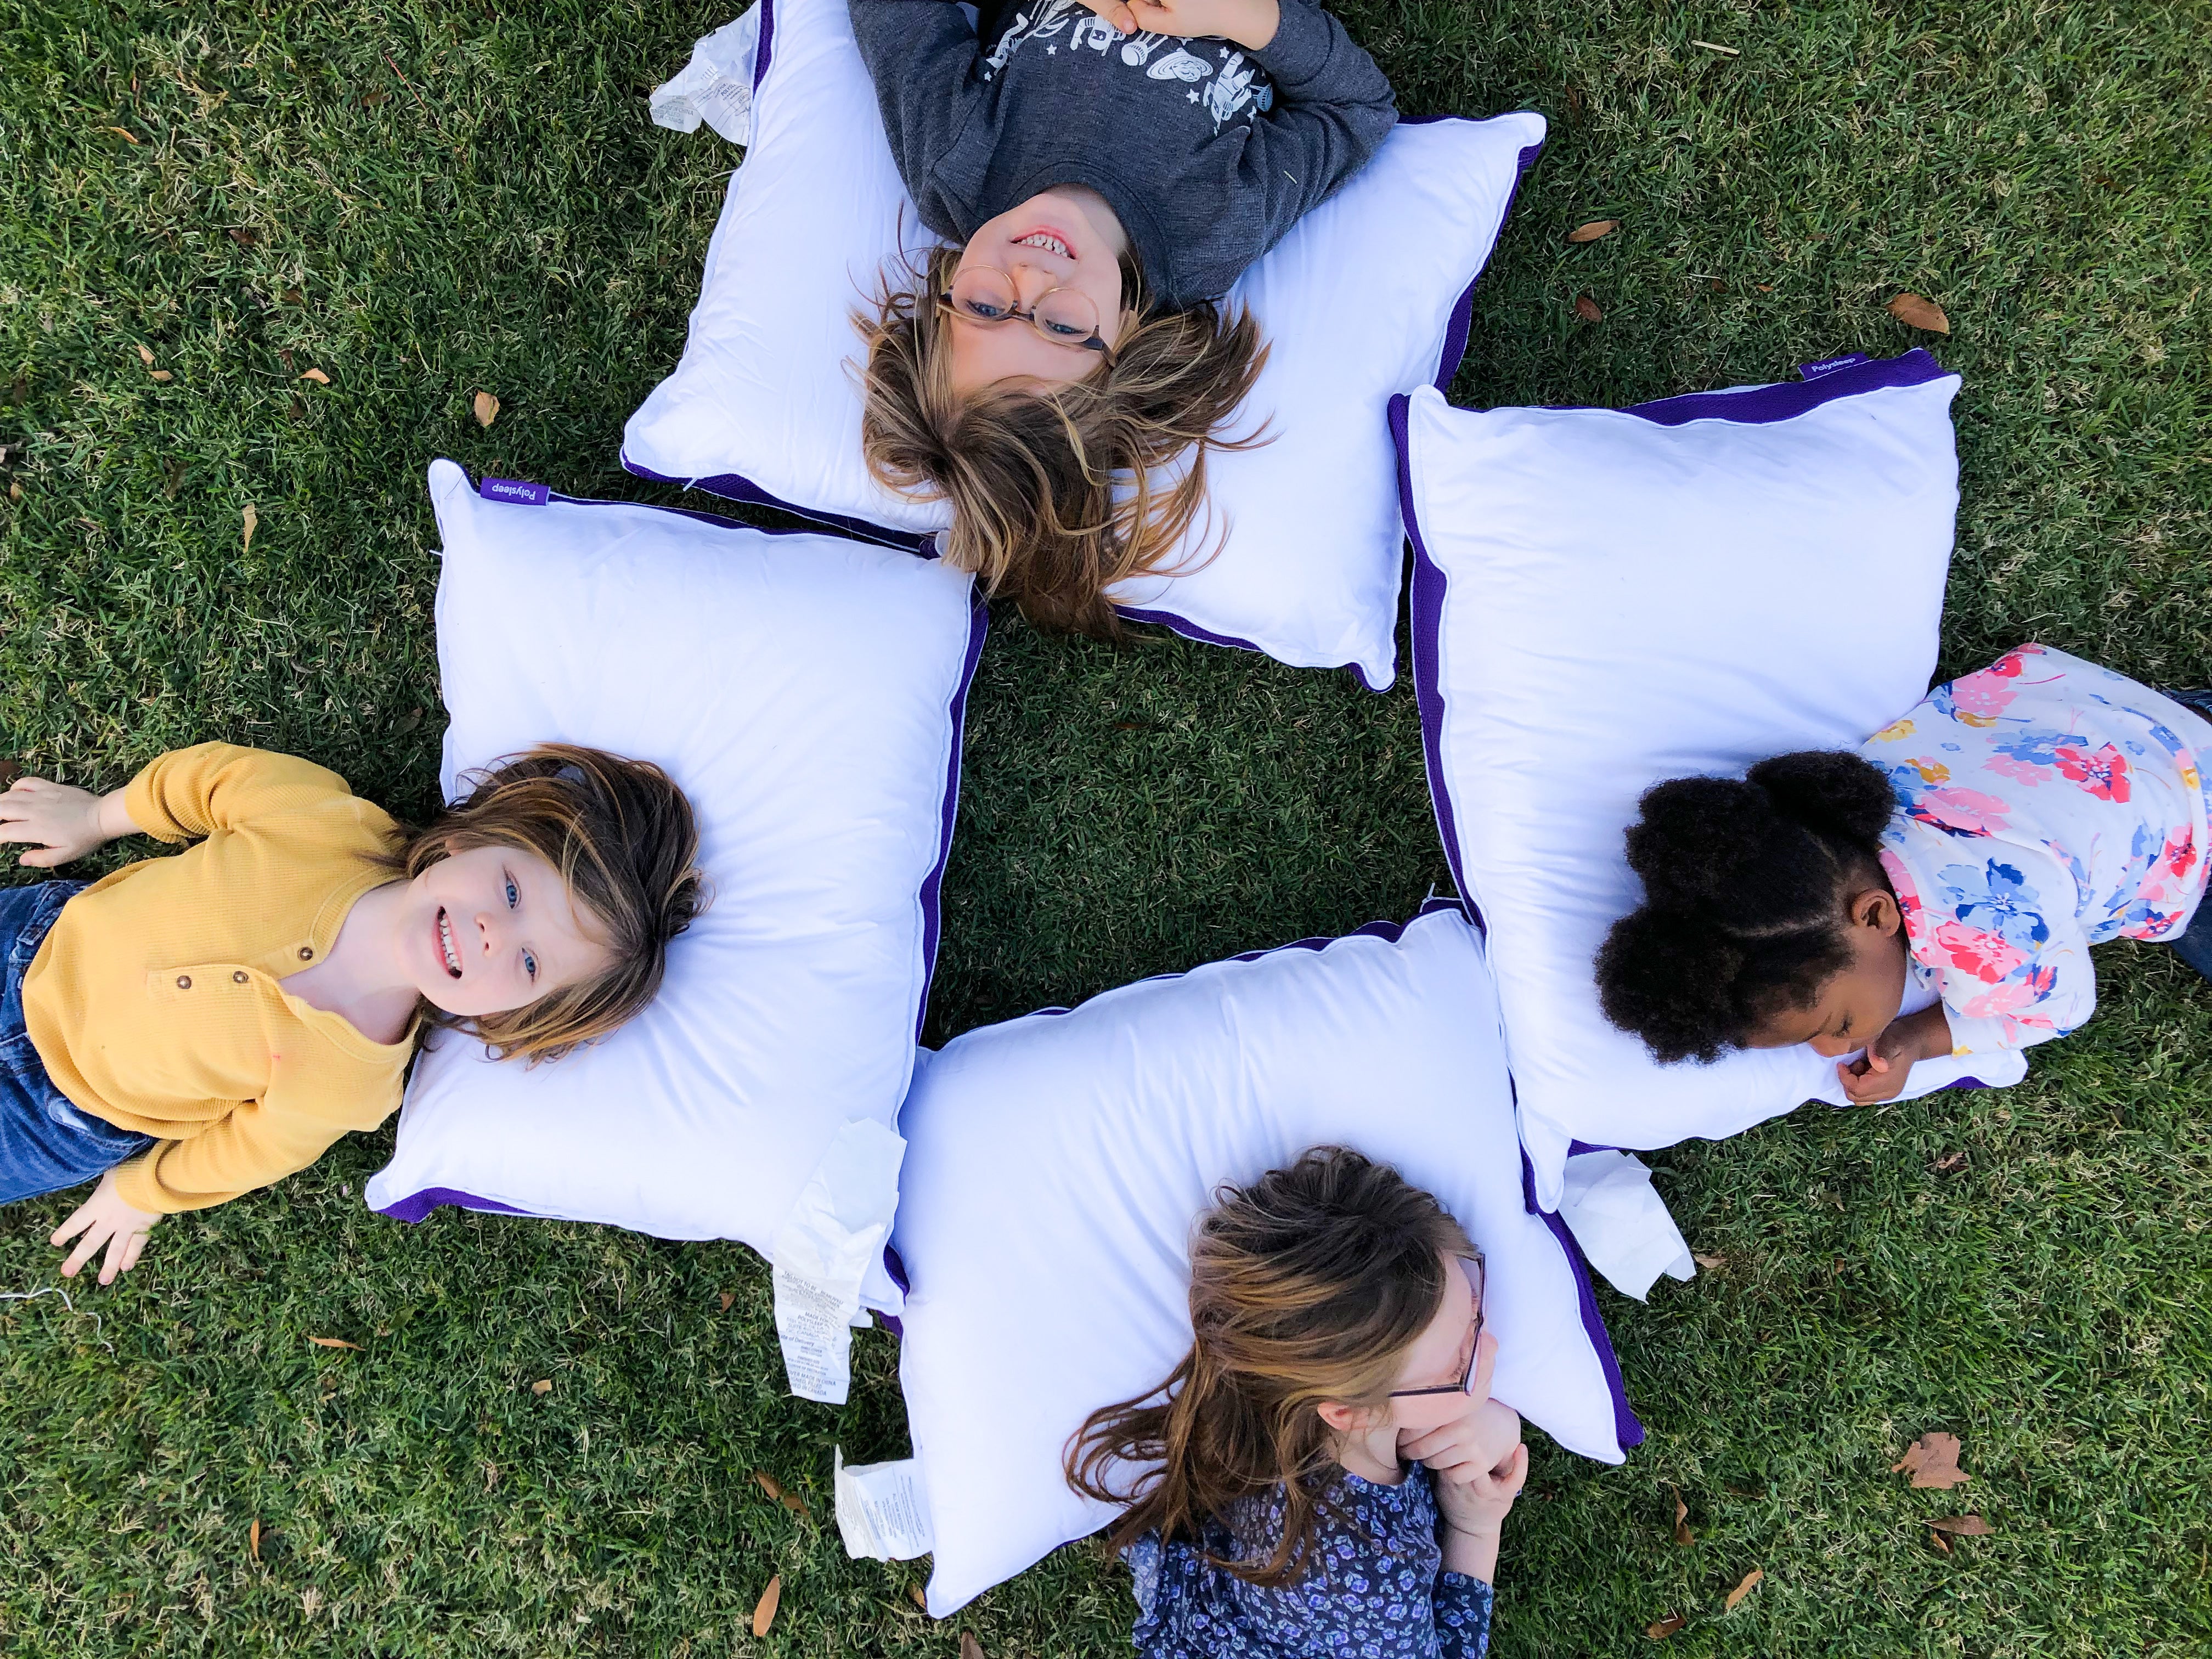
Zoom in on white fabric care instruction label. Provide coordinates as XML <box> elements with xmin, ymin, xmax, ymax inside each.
<box><xmin>771</xmin><ymin>1119</ymin><xmax>906</xmax><ymax>1404</ymax></box>
<box><xmin>834</xmin><ymin>1447</ymin><xmax>933</xmax><ymax>1562</ymax></box>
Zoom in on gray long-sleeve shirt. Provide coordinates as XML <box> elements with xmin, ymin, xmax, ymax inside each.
<box><xmin>847</xmin><ymin>0</ymin><xmax>1397</xmax><ymax>309</ymax></box>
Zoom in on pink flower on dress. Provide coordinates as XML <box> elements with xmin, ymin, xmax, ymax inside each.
<box><xmin>1948</xmin><ymin>654</ymin><xmax>2031</xmax><ymax>721</ymax></box>
<box><xmin>1985</xmin><ymin>753</ymin><xmax>2049</xmax><ymax>786</ymax></box>
<box><xmin>1959</xmin><ymin>969</ymin><xmax>2058</xmax><ymax>1028</ymax></box>
<box><xmin>2160</xmin><ymin>828</ymin><xmax>2197</xmax><ymax>882</ymax></box>
<box><xmin>1916</xmin><ymin>786</ymin><xmax>2013</xmax><ymax>836</ymax></box>
<box><xmin>2052</xmin><ymin>742</ymin><xmax>2131</xmax><ymax>802</ymax></box>
<box><xmin>1933</xmin><ymin>919</ymin><xmax>2026</xmax><ymax>983</ymax></box>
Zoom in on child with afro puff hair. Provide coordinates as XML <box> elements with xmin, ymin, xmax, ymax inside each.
<box><xmin>1596</xmin><ymin>645</ymin><xmax>2212</xmax><ymax>1102</ymax></box>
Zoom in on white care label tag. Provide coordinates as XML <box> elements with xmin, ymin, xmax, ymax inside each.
<box><xmin>647</xmin><ymin>4</ymin><xmax>761</xmax><ymax>143</ymax></box>
<box><xmin>1556</xmin><ymin>1149</ymin><xmax>1695</xmax><ymax>1302</ymax></box>
<box><xmin>834</xmin><ymin>1447</ymin><xmax>933</xmax><ymax>1561</ymax></box>
<box><xmin>771</xmin><ymin>1120</ymin><xmax>906</xmax><ymax>1403</ymax></box>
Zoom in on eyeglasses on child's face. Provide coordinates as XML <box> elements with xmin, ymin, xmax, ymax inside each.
<box><xmin>1387</xmin><ymin>1253</ymin><xmax>1487</xmax><ymax>1399</ymax></box>
<box><xmin>938</xmin><ymin>267</ymin><xmax>1113</xmax><ymax>360</ymax></box>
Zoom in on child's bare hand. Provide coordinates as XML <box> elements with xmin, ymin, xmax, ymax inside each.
<box><xmin>0</xmin><ymin>777</ymin><xmax>110</xmax><ymax>866</ymax></box>
<box><xmin>1074</xmin><ymin>0</ymin><xmax>1279</xmax><ymax>50</ymax></box>
<box><xmin>52</xmin><ymin>1169</ymin><xmax>162</xmax><ymax>1285</ymax></box>
<box><xmin>1434</xmin><ymin>1435</ymin><xmax>1528</xmax><ymax>1541</ymax></box>
<box><xmin>1838</xmin><ymin>1003</ymin><xmax>1950</xmax><ymax>1104</ymax></box>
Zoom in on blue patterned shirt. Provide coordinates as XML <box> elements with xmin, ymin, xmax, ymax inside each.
<box><xmin>1122</xmin><ymin>1464</ymin><xmax>1494</xmax><ymax>1657</ymax></box>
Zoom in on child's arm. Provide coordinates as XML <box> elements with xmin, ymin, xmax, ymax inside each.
<box><xmin>0</xmin><ymin>776</ymin><xmax>144</xmax><ymax>866</ymax></box>
<box><xmin>847</xmin><ymin>0</ymin><xmax>988</xmax><ymax>211</ymax></box>
<box><xmin>1228</xmin><ymin>0</ymin><xmax>1398</xmax><ymax>244</ymax></box>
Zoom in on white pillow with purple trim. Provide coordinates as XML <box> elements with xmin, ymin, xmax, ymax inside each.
<box><xmin>890</xmin><ymin>903</ymin><xmax>1638</xmax><ymax>1616</ymax></box>
<box><xmin>1396</xmin><ymin>351</ymin><xmax>2024</xmax><ymax>1213</ymax></box>
<box><xmin>620</xmin><ymin>0</ymin><xmax>1545</xmax><ymax>689</ymax></box>
<box><xmin>362</xmin><ymin>459</ymin><xmax>986</xmax><ymax>1313</ymax></box>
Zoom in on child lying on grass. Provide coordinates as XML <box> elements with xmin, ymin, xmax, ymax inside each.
<box><xmin>1066</xmin><ymin>1147</ymin><xmax>1525</xmax><ymax>1657</ymax></box>
<box><xmin>1596</xmin><ymin>644</ymin><xmax>2212</xmax><ymax>1100</ymax></box>
<box><xmin>848</xmin><ymin>0</ymin><xmax>1397</xmax><ymax>635</ymax></box>
<box><xmin>0</xmin><ymin>742</ymin><xmax>704</xmax><ymax>1282</ymax></box>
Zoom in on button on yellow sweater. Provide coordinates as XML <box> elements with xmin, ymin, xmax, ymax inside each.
<box><xmin>23</xmin><ymin>743</ymin><xmax>417</xmax><ymax>1214</ymax></box>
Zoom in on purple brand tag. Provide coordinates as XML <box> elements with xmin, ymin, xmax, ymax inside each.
<box><xmin>481</xmin><ymin>477</ymin><xmax>550</xmax><ymax>506</ymax></box>
<box><xmin>1798</xmin><ymin>353</ymin><xmax>1871</xmax><ymax>381</ymax></box>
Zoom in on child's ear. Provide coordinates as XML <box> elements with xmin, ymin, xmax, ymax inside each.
<box><xmin>1316</xmin><ymin>1400</ymin><xmax>1370</xmax><ymax>1435</ymax></box>
<box><xmin>1851</xmin><ymin>887</ymin><xmax>1902</xmax><ymax>936</ymax></box>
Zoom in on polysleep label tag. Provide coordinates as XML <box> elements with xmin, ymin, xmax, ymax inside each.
<box><xmin>1797</xmin><ymin>353</ymin><xmax>1871</xmax><ymax>381</ymax></box>
<box><xmin>771</xmin><ymin>1119</ymin><xmax>906</xmax><ymax>1403</ymax></box>
<box><xmin>480</xmin><ymin>477</ymin><xmax>550</xmax><ymax>506</ymax></box>
<box><xmin>834</xmin><ymin>1447</ymin><xmax>933</xmax><ymax>1561</ymax></box>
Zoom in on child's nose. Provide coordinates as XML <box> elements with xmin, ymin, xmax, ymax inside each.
<box><xmin>1808</xmin><ymin>1034</ymin><xmax>1857</xmax><ymax>1058</ymax></box>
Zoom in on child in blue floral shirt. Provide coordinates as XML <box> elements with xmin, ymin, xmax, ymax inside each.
<box><xmin>1595</xmin><ymin>643</ymin><xmax>2212</xmax><ymax>1098</ymax></box>
<box><xmin>1065</xmin><ymin>1147</ymin><xmax>1526</xmax><ymax>1658</ymax></box>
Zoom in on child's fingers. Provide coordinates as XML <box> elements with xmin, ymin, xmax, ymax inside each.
<box><xmin>1496</xmin><ymin>1440</ymin><xmax>1530</xmax><ymax>1493</ymax></box>
<box><xmin>58</xmin><ymin>1222</ymin><xmax>109</xmax><ymax>1279</ymax></box>
<box><xmin>117</xmin><ymin>1228</ymin><xmax>150</xmax><ymax>1276</ymax></box>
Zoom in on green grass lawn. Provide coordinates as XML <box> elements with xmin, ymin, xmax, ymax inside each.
<box><xmin>2</xmin><ymin>0</ymin><xmax>2209</xmax><ymax>1652</ymax></box>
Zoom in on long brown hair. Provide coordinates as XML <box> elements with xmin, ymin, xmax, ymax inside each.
<box><xmin>1065</xmin><ymin>1147</ymin><xmax>1471</xmax><ymax>1587</ymax></box>
<box><xmin>855</xmin><ymin>244</ymin><xmax>1269</xmax><ymax>637</ymax></box>
<box><xmin>390</xmin><ymin>744</ymin><xmax>708</xmax><ymax>1063</ymax></box>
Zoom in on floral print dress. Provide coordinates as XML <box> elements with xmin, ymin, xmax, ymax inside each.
<box><xmin>1122</xmin><ymin>1463</ymin><xmax>1493</xmax><ymax>1657</ymax></box>
<box><xmin>1864</xmin><ymin>643</ymin><xmax>2212</xmax><ymax>1057</ymax></box>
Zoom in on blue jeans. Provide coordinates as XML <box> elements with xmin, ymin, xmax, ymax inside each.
<box><xmin>0</xmin><ymin>881</ymin><xmax>152</xmax><ymax>1204</ymax></box>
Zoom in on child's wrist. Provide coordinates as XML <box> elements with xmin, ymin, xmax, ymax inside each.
<box><xmin>1228</xmin><ymin>0</ymin><xmax>1279</xmax><ymax>50</ymax></box>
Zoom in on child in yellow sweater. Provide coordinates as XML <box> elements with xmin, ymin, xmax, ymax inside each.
<box><xmin>0</xmin><ymin>742</ymin><xmax>706</xmax><ymax>1284</ymax></box>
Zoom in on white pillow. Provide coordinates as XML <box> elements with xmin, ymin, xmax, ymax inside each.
<box><xmin>363</xmin><ymin>460</ymin><xmax>986</xmax><ymax>1313</ymax></box>
<box><xmin>1397</xmin><ymin>352</ymin><xmax>2023</xmax><ymax>1213</ymax></box>
<box><xmin>891</xmin><ymin>904</ymin><xmax>1638</xmax><ymax>1615</ymax></box>
<box><xmin>620</xmin><ymin>0</ymin><xmax>1546</xmax><ymax>689</ymax></box>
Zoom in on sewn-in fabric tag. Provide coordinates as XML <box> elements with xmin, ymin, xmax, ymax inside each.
<box><xmin>833</xmin><ymin>1448</ymin><xmax>933</xmax><ymax>1561</ymax></box>
<box><xmin>480</xmin><ymin>477</ymin><xmax>550</xmax><ymax>506</ymax></box>
<box><xmin>1798</xmin><ymin>353</ymin><xmax>1871</xmax><ymax>381</ymax></box>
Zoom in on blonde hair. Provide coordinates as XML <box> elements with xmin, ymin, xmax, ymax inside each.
<box><xmin>1065</xmin><ymin>1147</ymin><xmax>1471</xmax><ymax>1588</ymax></box>
<box><xmin>856</xmin><ymin>244</ymin><xmax>1269</xmax><ymax>637</ymax></box>
<box><xmin>390</xmin><ymin>744</ymin><xmax>707</xmax><ymax>1063</ymax></box>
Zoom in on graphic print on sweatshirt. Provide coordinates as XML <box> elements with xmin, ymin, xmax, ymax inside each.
<box><xmin>980</xmin><ymin>0</ymin><xmax>1277</xmax><ymax>132</ymax></box>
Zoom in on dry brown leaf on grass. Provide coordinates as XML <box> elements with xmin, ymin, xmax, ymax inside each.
<box><xmin>150</xmin><ymin>370</ymin><xmax>173</xmax><ymax>382</ymax></box>
<box><xmin>907</xmin><ymin>1582</ymin><xmax>927</xmax><ymax>1609</ymax></box>
<box><xmin>1927</xmin><ymin>1527</ymin><xmax>1951</xmax><ymax>1554</ymax></box>
<box><xmin>961</xmin><ymin>1634</ymin><xmax>986</xmax><ymax>1659</ymax></box>
<box><xmin>1887</xmin><ymin>292</ymin><xmax>1950</xmax><ymax>334</ymax></box>
<box><xmin>531</xmin><ymin>1378</ymin><xmax>552</xmax><ymax>1395</ymax></box>
<box><xmin>1691</xmin><ymin>1252</ymin><xmax>1726</xmax><ymax>1271</ymax></box>
<box><xmin>1892</xmin><ymin>1432</ymin><xmax>1970</xmax><ymax>1488</ymax></box>
<box><xmin>1671</xmin><ymin>1486</ymin><xmax>1694</xmax><ymax>1545</ymax></box>
<box><xmin>283</xmin><ymin>287</ymin><xmax>306</xmax><ymax>306</ymax></box>
<box><xmin>103</xmin><ymin>126</ymin><xmax>140</xmax><ymax>144</ymax></box>
<box><xmin>1574</xmin><ymin>294</ymin><xmax>1604</xmax><ymax>323</ymax></box>
<box><xmin>306</xmin><ymin>1335</ymin><xmax>361</xmax><ymax>1350</ymax></box>
<box><xmin>250</xmin><ymin>1518</ymin><xmax>261</xmax><ymax>1562</ymax></box>
<box><xmin>1645</xmin><ymin>1613</ymin><xmax>1686</xmax><ymax>1639</ymax></box>
<box><xmin>753</xmin><ymin>1469</ymin><xmax>815</xmax><ymax>1522</ymax></box>
<box><xmin>241</xmin><ymin>503</ymin><xmax>257</xmax><ymax>554</ymax></box>
<box><xmin>719</xmin><ymin>1290</ymin><xmax>735</xmax><ymax>1312</ymax></box>
<box><xmin>752</xmin><ymin>1574</ymin><xmax>782</xmax><ymax>1637</ymax></box>
<box><xmin>1566</xmin><ymin>219</ymin><xmax>1619</xmax><ymax>244</ymax></box>
<box><xmin>1929</xmin><ymin>1514</ymin><xmax>1995</xmax><ymax>1536</ymax></box>
<box><xmin>1724</xmin><ymin>1567</ymin><xmax>1763</xmax><ymax>1610</ymax></box>
<box><xmin>136</xmin><ymin>343</ymin><xmax>154</xmax><ymax>366</ymax></box>
<box><xmin>229</xmin><ymin>227</ymin><xmax>258</xmax><ymax>247</ymax></box>
<box><xmin>473</xmin><ymin>391</ymin><xmax>500</xmax><ymax>427</ymax></box>
<box><xmin>299</xmin><ymin>368</ymin><xmax>330</xmax><ymax>385</ymax></box>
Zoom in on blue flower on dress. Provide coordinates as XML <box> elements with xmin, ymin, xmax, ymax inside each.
<box><xmin>1937</xmin><ymin>860</ymin><xmax>2050</xmax><ymax>952</ymax></box>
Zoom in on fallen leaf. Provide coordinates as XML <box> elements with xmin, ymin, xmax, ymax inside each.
<box><xmin>1725</xmin><ymin>1567</ymin><xmax>1763</xmax><ymax>1610</ymax></box>
<box><xmin>752</xmin><ymin>1573</ymin><xmax>781</xmax><ymax>1637</ymax></box>
<box><xmin>1691</xmin><ymin>38</ymin><xmax>1742</xmax><ymax>55</ymax></box>
<box><xmin>8</xmin><ymin>483</ymin><xmax>20</xmax><ymax>503</ymax></box>
<box><xmin>1929</xmin><ymin>1526</ymin><xmax>1953</xmax><ymax>1554</ymax></box>
<box><xmin>229</xmin><ymin>227</ymin><xmax>258</xmax><ymax>247</ymax></box>
<box><xmin>250</xmin><ymin>1518</ymin><xmax>262</xmax><ymax>1561</ymax></box>
<box><xmin>531</xmin><ymin>1378</ymin><xmax>552</xmax><ymax>1395</ymax></box>
<box><xmin>1574</xmin><ymin>294</ymin><xmax>1604</xmax><ymax>323</ymax></box>
<box><xmin>365</xmin><ymin>87</ymin><xmax>390</xmax><ymax>107</ymax></box>
<box><xmin>136</xmin><ymin>343</ymin><xmax>155</xmax><ymax>366</ymax></box>
<box><xmin>307</xmin><ymin>1335</ymin><xmax>361</xmax><ymax>1350</ymax></box>
<box><xmin>1692</xmin><ymin>1252</ymin><xmax>1726</xmax><ymax>1271</ymax></box>
<box><xmin>241</xmin><ymin>503</ymin><xmax>257</xmax><ymax>556</ymax></box>
<box><xmin>1757</xmin><ymin>283</ymin><xmax>1774</xmax><ymax>292</ymax></box>
<box><xmin>1892</xmin><ymin>1432</ymin><xmax>1970</xmax><ymax>1488</ymax></box>
<box><xmin>282</xmin><ymin>287</ymin><xmax>305</xmax><ymax>306</ymax></box>
<box><xmin>103</xmin><ymin>126</ymin><xmax>140</xmax><ymax>144</ymax></box>
<box><xmin>907</xmin><ymin>1583</ymin><xmax>927</xmax><ymax>1609</ymax></box>
<box><xmin>961</xmin><ymin>1634</ymin><xmax>985</xmax><ymax>1659</ymax></box>
<box><xmin>1887</xmin><ymin>292</ymin><xmax>1950</xmax><ymax>334</ymax></box>
<box><xmin>1933</xmin><ymin>1150</ymin><xmax>1967</xmax><ymax>1172</ymax></box>
<box><xmin>1672</xmin><ymin>1486</ymin><xmax>1694</xmax><ymax>1545</ymax></box>
<box><xmin>1928</xmin><ymin>1514</ymin><xmax>1995</xmax><ymax>1536</ymax></box>
<box><xmin>149</xmin><ymin>370</ymin><xmax>173</xmax><ymax>382</ymax></box>
<box><xmin>473</xmin><ymin>390</ymin><xmax>499</xmax><ymax>428</ymax></box>
<box><xmin>299</xmin><ymin>368</ymin><xmax>329</xmax><ymax>384</ymax></box>
<box><xmin>719</xmin><ymin>1290</ymin><xmax>735</xmax><ymax>1312</ymax></box>
<box><xmin>754</xmin><ymin>1469</ymin><xmax>786</xmax><ymax>1501</ymax></box>
<box><xmin>1566</xmin><ymin>218</ymin><xmax>1619</xmax><ymax>244</ymax></box>
<box><xmin>1646</xmin><ymin>1613</ymin><xmax>1686</xmax><ymax>1639</ymax></box>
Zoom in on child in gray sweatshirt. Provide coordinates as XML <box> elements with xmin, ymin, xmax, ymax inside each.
<box><xmin>847</xmin><ymin>0</ymin><xmax>1396</xmax><ymax>636</ymax></box>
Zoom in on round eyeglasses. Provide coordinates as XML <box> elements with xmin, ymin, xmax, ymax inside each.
<box><xmin>939</xmin><ymin>267</ymin><xmax>1113</xmax><ymax>360</ymax></box>
<box><xmin>1387</xmin><ymin>1254</ymin><xmax>1487</xmax><ymax>1398</ymax></box>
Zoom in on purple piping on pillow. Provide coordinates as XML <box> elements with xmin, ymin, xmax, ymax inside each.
<box><xmin>1114</xmin><ymin>606</ymin><xmax>1391</xmax><ymax>692</ymax></box>
<box><xmin>1566</xmin><ymin>1139</ymin><xmax>1620</xmax><ymax>1158</ymax></box>
<box><xmin>1523</xmin><ymin>1151</ymin><xmax>1644</xmax><ymax>1452</ymax></box>
<box><xmin>1615</xmin><ymin>348</ymin><xmax>1950</xmax><ymax>427</ymax></box>
<box><xmin>915</xmin><ymin>590</ymin><xmax>992</xmax><ymax>1040</ymax></box>
<box><xmin>753</xmin><ymin>0</ymin><xmax>777</xmax><ymax>89</ymax></box>
<box><xmin>1391</xmin><ymin>392</ymin><xmax>1484</xmax><ymax>938</ymax></box>
<box><xmin>375</xmin><ymin>1186</ymin><xmax>538</xmax><ymax>1224</ymax></box>
<box><xmin>621</xmin><ymin>452</ymin><xmax>938</xmax><ymax>556</ymax></box>
<box><xmin>1421</xmin><ymin>133</ymin><xmax>1547</xmax><ymax>391</ymax></box>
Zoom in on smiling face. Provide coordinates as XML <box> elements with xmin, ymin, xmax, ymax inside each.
<box><xmin>394</xmin><ymin>843</ymin><xmax>614</xmax><ymax>1018</ymax></box>
<box><xmin>1746</xmin><ymin>885</ymin><xmax>1912</xmax><ymax>1056</ymax></box>
<box><xmin>946</xmin><ymin>188</ymin><xmax>1132</xmax><ymax>396</ymax></box>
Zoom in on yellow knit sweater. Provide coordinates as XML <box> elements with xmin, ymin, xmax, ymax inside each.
<box><xmin>24</xmin><ymin>744</ymin><xmax>417</xmax><ymax>1214</ymax></box>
